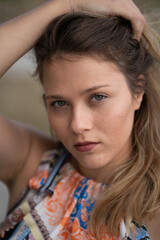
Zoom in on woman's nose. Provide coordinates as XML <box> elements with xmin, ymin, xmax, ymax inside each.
<box><xmin>71</xmin><ymin>106</ymin><xmax>93</xmax><ymax>134</ymax></box>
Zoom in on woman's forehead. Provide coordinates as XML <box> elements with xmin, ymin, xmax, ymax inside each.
<box><xmin>42</xmin><ymin>56</ymin><xmax>129</xmax><ymax>97</ymax></box>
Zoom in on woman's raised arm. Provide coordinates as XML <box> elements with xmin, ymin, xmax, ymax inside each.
<box><xmin>0</xmin><ymin>0</ymin><xmax>144</xmax><ymax>78</ymax></box>
<box><xmin>0</xmin><ymin>0</ymin><xmax>69</xmax><ymax>78</ymax></box>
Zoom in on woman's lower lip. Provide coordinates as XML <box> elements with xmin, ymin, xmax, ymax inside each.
<box><xmin>74</xmin><ymin>143</ymin><xmax>99</xmax><ymax>152</ymax></box>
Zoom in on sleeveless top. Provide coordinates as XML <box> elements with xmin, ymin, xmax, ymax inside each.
<box><xmin>0</xmin><ymin>149</ymin><xmax>150</xmax><ymax>240</ymax></box>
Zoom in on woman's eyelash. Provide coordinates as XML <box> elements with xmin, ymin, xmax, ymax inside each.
<box><xmin>50</xmin><ymin>100</ymin><xmax>67</xmax><ymax>107</ymax></box>
<box><xmin>90</xmin><ymin>94</ymin><xmax>107</xmax><ymax>102</ymax></box>
<box><xmin>49</xmin><ymin>94</ymin><xmax>107</xmax><ymax>108</ymax></box>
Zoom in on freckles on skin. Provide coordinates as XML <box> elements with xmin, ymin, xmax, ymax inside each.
<box><xmin>43</xmin><ymin>57</ymin><xmax>139</xmax><ymax>181</ymax></box>
<box><xmin>94</xmin><ymin>87</ymin><xmax>135</xmax><ymax>166</ymax></box>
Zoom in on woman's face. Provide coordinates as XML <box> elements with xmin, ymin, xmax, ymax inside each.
<box><xmin>43</xmin><ymin>56</ymin><xmax>143</xmax><ymax>181</ymax></box>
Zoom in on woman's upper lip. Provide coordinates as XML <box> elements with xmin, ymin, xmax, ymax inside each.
<box><xmin>74</xmin><ymin>141</ymin><xmax>99</xmax><ymax>146</ymax></box>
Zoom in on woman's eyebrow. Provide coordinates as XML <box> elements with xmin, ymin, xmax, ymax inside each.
<box><xmin>46</xmin><ymin>95</ymin><xmax>65</xmax><ymax>100</ymax></box>
<box><xmin>81</xmin><ymin>84</ymin><xmax>111</xmax><ymax>95</ymax></box>
<box><xmin>46</xmin><ymin>84</ymin><xmax>111</xmax><ymax>99</ymax></box>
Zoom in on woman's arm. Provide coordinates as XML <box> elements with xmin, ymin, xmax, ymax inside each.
<box><xmin>0</xmin><ymin>114</ymin><xmax>55</xmax><ymax>206</ymax></box>
<box><xmin>0</xmin><ymin>0</ymin><xmax>70</xmax><ymax>78</ymax></box>
<box><xmin>0</xmin><ymin>0</ymin><xmax>144</xmax><ymax>78</ymax></box>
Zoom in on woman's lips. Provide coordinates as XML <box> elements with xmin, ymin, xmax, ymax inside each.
<box><xmin>74</xmin><ymin>142</ymin><xmax>100</xmax><ymax>152</ymax></box>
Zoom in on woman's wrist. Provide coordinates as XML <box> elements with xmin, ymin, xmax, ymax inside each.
<box><xmin>46</xmin><ymin>0</ymin><xmax>71</xmax><ymax>16</ymax></box>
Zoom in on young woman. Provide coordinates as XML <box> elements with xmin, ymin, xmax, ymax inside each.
<box><xmin>1</xmin><ymin>0</ymin><xmax>159</xmax><ymax>239</ymax></box>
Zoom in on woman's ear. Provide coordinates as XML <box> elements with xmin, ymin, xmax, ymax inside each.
<box><xmin>134</xmin><ymin>74</ymin><xmax>145</xmax><ymax>111</ymax></box>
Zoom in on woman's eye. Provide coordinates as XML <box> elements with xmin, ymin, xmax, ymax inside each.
<box><xmin>50</xmin><ymin>100</ymin><xmax>67</xmax><ymax>107</ymax></box>
<box><xmin>91</xmin><ymin>94</ymin><xmax>107</xmax><ymax>102</ymax></box>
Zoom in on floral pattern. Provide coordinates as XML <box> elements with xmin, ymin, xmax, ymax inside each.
<box><xmin>0</xmin><ymin>151</ymin><xmax>150</xmax><ymax>240</ymax></box>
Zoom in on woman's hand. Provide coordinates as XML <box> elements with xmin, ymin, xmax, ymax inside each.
<box><xmin>69</xmin><ymin>0</ymin><xmax>145</xmax><ymax>40</ymax></box>
<box><xmin>0</xmin><ymin>0</ymin><xmax>144</xmax><ymax>78</ymax></box>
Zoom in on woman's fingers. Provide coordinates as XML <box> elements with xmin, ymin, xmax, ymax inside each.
<box><xmin>70</xmin><ymin>0</ymin><xmax>145</xmax><ymax>40</ymax></box>
<box><xmin>109</xmin><ymin>0</ymin><xmax>145</xmax><ymax>40</ymax></box>
<box><xmin>130</xmin><ymin>15</ymin><xmax>145</xmax><ymax>40</ymax></box>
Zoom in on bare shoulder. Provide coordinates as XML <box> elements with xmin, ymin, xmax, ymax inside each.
<box><xmin>0</xmin><ymin>113</ymin><xmax>56</xmax><ymax>207</ymax></box>
<box><xmin>9</xmin><ymin>123</ymin><xmax>56</xmax><ymax>207</ymax></box>
<box><xmin>145</xmin><ymin>212</ymin><xmax>160</xmax><ymax>240</ymax></box>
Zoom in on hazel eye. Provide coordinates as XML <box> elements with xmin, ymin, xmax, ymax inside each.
<box><xmin>91</xmin><ymin>94</ymin><xmax>107</xmax><ymax>102</ymax></box>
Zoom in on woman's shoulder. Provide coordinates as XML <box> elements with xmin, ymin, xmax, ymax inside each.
<box><xmin>145</xmin><ymin>214</ymin><xmax>160</xmax><ymax>240</ymax></box>
<box><xmin>8</xmin><ymin>131</ymin><xmax>56</xmax><ymax>210</ymax></box>
<box><xmin>125</xmin><ymin>216</ymin><xmax>160</xmax><ymax>240</ymax></box>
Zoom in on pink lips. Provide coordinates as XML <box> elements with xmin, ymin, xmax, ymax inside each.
<box><xmin>74</xmin><ymin>141</ymin><xmax>99</xmax><ymax>152</ymax></box>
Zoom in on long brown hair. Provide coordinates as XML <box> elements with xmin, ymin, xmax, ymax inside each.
<box><xmin>34</xmin><ymin>12</ymin><xmax>160</xmax><ymax>238</ymax></box>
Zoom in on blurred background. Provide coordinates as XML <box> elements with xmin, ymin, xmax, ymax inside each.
<box><xmin>0</xmin><ymin>0</ymin><xmax>160</xmax><ymax>136</ymax></box>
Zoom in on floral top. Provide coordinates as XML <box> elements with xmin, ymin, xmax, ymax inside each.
<box><xmin>0</xmin><ymin>149</ymin><xmax>150</xmax><ymax>240</ymax></box>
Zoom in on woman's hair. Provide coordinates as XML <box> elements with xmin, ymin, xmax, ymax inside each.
<box><xmin>34</xmin><ymin>12</ymin><xmax>160</xmax><ymax>238</ymax></box>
